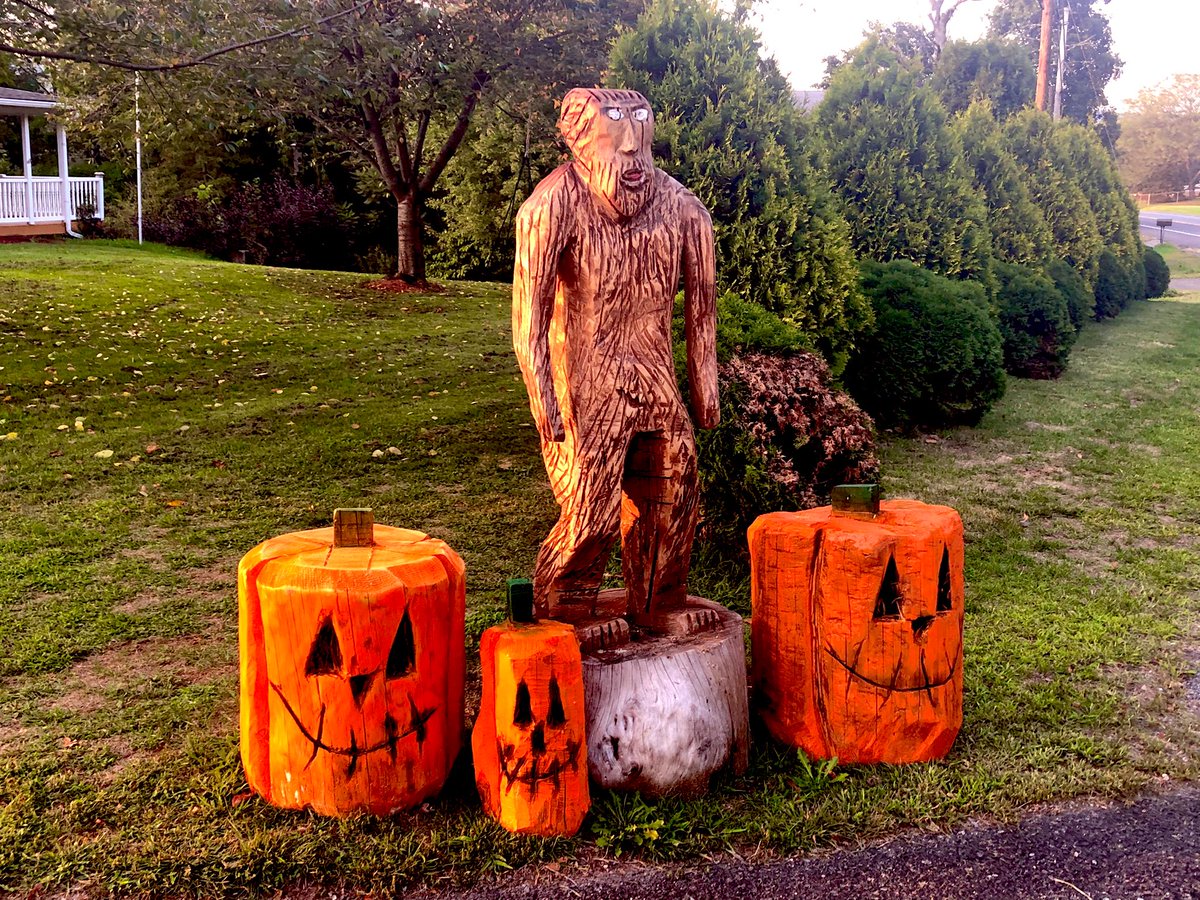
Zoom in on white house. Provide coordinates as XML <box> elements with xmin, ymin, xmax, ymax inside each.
<box><xmin>0</xmin><ymin>87</ymin><xmax>105</xmax><ymax>238</ymax></box>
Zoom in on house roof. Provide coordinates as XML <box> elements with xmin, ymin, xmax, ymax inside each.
<box><xmin>0</xmin><ymin>87</ymin><xmax>58</xmax><ymax>117</ymax></box>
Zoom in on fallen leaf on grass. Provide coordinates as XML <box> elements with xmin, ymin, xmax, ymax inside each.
<box><xmin>166</xmin><ymin>499</ymin><xmax>185</xmax><ymax>508</ymax></box>
<box><xmin>94</xmin><ymin>449</ymin><xmax>114</xmax><ymax>459</ymax></box>
<box><xmin>145</xmin><ymin>443</ymin><xmax>160</xmax><ymax>454</ymax></box>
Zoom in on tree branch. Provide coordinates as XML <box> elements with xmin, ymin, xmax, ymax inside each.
<box><xmin>0</xmin><ymin>0</ymin><xmax>384</xmax><ymax>72</ymax></box>
<box><xmin>419</xmin><ymin>70</ymin><xmax>492</xmax><ymax>194</ymax></box>
<box><xmin>362</xmin><ymin>100</ymin><xmax>405</xmax><ymax>199</ymax></box>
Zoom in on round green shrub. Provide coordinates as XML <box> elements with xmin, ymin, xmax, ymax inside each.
<box><xmin>1045</xmin><ymin>257</ymin><xmax>1093</xmax><ymax>331</ymax></box>
<box><xmin>994</xmin><ymin>261</ymin><xmax>1073</xmax><ymax>379</ymax></box>
<box><xmin>846</xmin><ymin>260</ymin><xmax>1006</xmax><ymax>429</ymax></box>
<box><xmin>1144</xmin><ymin>247</ymin><xmax>1171</xmax><ymax>298</ymax></box>
<box><xmin>1094</xmin><ymin>249</ymin><xmax>1135</xmax><ymax>319</ymax></box>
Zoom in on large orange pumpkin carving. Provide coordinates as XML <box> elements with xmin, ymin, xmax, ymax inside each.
<box><xmin>239</xmin><ymin>509</ymin><xmax>465</xmax><ymax>816</ymax></box>
<box><xmin>749</xmin><ymin>492</ymin><xmax>964</xmax><ymax>764</ymax></box>
<box><xmin>472</xmin><ymin>580</ymin><xmax>589</xmax><ymax>836</ymax></box>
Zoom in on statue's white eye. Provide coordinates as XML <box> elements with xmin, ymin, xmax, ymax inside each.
<box><xmin>632</xmin><ymin>107</ymin><xmax>650</xmax><ymax>122</ymax></box>
<box><xmin>605</xmin><ymin>107</ymin><xmax>624</xmax><ymax>121</ymax></box>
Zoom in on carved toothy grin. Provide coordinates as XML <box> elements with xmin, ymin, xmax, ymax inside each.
<box><xmin>824</xmin><ymin>644</ymin><xmax>958</xmax><ymax>696</ymax></box>
<box><xmin>497</xmin><ymin>739</ymin><xmax>582</xmax><ymax>794</ymax></box>
<box><xmin>269</xmin><ymin>681</ymin><xmax>437</xmax><ymax>777</ymax></box>
<box><xmin>620</xmin><ymin>168</ymin><xmax>647</xmax><ymax>188</ymax></box>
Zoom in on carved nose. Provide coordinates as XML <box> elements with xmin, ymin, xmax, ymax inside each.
<box><xmin>531</xmin><ymin>723</ymin><xmax>546</xmax><ymax>757</ymax></box>
<box><xmin>349</xmin><ymin>673</ymin><xmax>374</xmax><ymax>707</ymax></box>
<box><xmin>912</xmin><ymin>615</ymin><xmax>935</xmax><ymax>640</ymax></box>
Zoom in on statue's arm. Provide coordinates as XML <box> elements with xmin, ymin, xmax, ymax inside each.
<box><xmin>683</xmin><ymin>199</ymin><xmax>720</xmax><ymax>429</ymax></box>
<box><xmin>513</xmin><ymin>178</ymin><xmax>569</xmax><ymax>443</ymax></box>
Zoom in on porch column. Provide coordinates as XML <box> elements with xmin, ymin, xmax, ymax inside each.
<box><xmin>57</xmin><ymin>124</ymin><xmax>71</xmax><ymax>228</ymax></box>
<box><xmin>21</xmin><ymin>114</ymin><xmax>34</xmax><ymax>225</ymax></box>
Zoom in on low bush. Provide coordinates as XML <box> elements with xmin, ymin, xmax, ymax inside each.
<box><xmin>1045</xmin><ymin>257</ymin><xmax>1093</xmax><ymax>331</ymax></box>
<box><xmin>846</xmin><ymin>260</ymin><xmax>1005</xmax><ymax>429</ymax></box>
<box><xmin>1144</xmin><ymin>247</ymin><xmax>1171</xmax><ymax>298</ymax></box>
<box><xmin>1094</xmin><ymin>249</ymin><xmax>1135</xmax><ymax>319</ymax></box>
<box><xmin>695</xmin><ymin>350</ymin><xmax>878</xmax><ymax>557</ymax></box>
<box><xmin>139</xmin><ymin>179</ymin><xmax>357</xmax><ymax>271</ymax></box>
<box><xmin>994</xmin><ymin>261</ymin><xmax>1073</xmax><ymax>379</ymax></box>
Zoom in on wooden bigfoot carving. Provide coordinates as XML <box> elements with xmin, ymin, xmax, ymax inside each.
<box><xmin>513</xmin><ymin>88</ymin><xmax>719</xmax><ymax>634</ymax></box>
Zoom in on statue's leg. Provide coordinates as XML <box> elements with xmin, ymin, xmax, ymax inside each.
<box><xmin>533</xmin><ymin>427</ymin><xmax>626</xmax><ymax>623</ymax></box>
<box><xmin>620</xmin><ymin>413</ymin><xmax>699</xmax><ymax>627</ymax></box>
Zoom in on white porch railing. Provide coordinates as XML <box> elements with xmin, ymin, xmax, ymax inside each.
<box><xmin>0</xmin><ymin>174</ymin><xmax>105</xmax><ymax>225</ymax></box>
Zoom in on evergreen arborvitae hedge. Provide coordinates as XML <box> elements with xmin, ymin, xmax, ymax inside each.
<box><xmin>846</xmin><ymin>260</ymin><xmax>1006</xmax><ymax>429</ymax></box>
<box><xmin>610</xmin><ymin>0</ymin><xmax>868</xmax><ymax>372</ymax></box>
<box><xmin>1095</xmin><ymin>249</ymin><xmax>1136</xmax><ymax>319</ymax></box>
<box><xmin>954</xmin><ymin>101</ymin><xmax>1053</xmax><ymax>267</ymax></box>
<box><xmin>1045</xmin><ymin>257</ymin><xmax>1094</xmax><ymax>331</ymax></box>
<box><xmin>816</xmin><ymin>35</ymin><xmax>993</xmax><ymax>283</ymax></box>
<box><xmin>994</xmin><ymin>261</ymin><xmax>1074</xmax><ymax>378</ymax></box>
<box><xmin>1144</xmin><ymin>248</ymin><xmax>1170</xmax><ymax>298</ymax></box>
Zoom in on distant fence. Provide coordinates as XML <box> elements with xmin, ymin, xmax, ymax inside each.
<box><xmin>1133</xmin><ymin>190</ymin><xmax>1198</xmax><ymax>206</ymax></box>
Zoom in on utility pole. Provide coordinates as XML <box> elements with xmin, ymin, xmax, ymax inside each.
<box><xmin>1035</xmin><ymin>0</ymin><xmax>1053</xmax><ymax>111</ymax></box>
<box><xmin>1052</xmin><ymin>1</ymin><xmax>1070</xmax><ymax>120</ymax></box>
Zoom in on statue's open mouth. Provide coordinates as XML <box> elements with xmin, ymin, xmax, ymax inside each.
<box><xmin>620</xmin><ymin>168</ymin><xmax>647</xmax><ymax>188</ymax></box>
<box><xmin>824</xmin><ymin>644</ymin><xmax>958</xmax><ymax>696</ymax></box>
<box><xmin>269</xmin><ymin>681</ymin><xmax>437</xmax><ymax>777</ymax></box>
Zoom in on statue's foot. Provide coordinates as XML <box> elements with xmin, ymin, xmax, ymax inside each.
<box><xmin>576</xmin><ymin>616</ymin><xmax>631</xmax><ymax>653</ymax></box>
<box><xmin>641</xmin><ymin>606</ymin><xmax>721</xmax><ymax>638</ymax></box>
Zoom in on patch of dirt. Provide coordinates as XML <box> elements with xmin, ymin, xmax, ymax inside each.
<box><xmin>365</xmin><ymin>278</ymin><xmax>446</xmax><ymax>294</ymax></box>
<box><xmin>52</xmin><ymin>634</ymin><xmax>229</xmax><ymax>717</ymax></box>
<box><xmin>1023</xmin><ymin>421</ymin><xmax>1072</xmax><ymax>432</ymax></box>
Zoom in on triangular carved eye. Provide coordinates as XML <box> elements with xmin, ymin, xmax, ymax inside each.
<box><xmin>547</xmin><ymin>677</ymin><xmax>566</xmax><ymax>727</ymax></box>
<box><xmin>513</xmin><ymin>680</ymin><xmax>534</xmax><ymax>727</ymax></box>
<box><xmin>873</xmin><ymin>556</ymin><xmax>902</xmax><ymax>619</ymax></box>
<box><xmin>305</xmin><ymin>616</ymin><xmax>343</xmax><ymax>677</ymax></box>
<box><xmin>937</xmin><ymin>547</ymin><xmax>953</xmax><ymax>612</ymax></box>
<box><xmin>386</xmin><ymin>610</ymin><xmax>416</xmax><ymax>679</ymax></box>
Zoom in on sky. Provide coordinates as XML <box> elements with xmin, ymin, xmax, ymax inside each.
<box><xmin>750</xmin><ymin>0</ymin><xmax>1196</xmax><ymax>109</ymax></box>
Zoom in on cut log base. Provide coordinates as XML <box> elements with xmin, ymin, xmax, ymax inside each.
<box><xmin>582</xmin><ymin>592</ymin><xmax>749</xmax><ymax>797</ymax></box>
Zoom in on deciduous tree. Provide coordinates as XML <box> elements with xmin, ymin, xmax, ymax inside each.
<box><xmin>1118</xmin><ymin>75</ymin><xmax>1200</xmax><ymax>197</ymax></box>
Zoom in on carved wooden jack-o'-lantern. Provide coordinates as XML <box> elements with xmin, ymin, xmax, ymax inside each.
<box><xmin>749</xmin><ymin>487</ymin><xmax>964</xmax><ymax>764</ymax></box>
<box><xmin>472</xmin><ymin>579</ymin><xmax>589</xmax><ymax>836</ymax></box>
<box><xmin>239</xmin><ymin>509</ymin><xmax>465</xmax><ymax>817</ymax></box>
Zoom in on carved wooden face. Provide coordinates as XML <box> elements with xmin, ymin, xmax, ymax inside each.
<box><xmin>241</xmin><ymin>530</ymin><xmax>464</xmax><ymax>816</ymax></box>
<box><xmin>813</xmin><ymin>502</ymin><xmax>965</xmax><ymax>762</ymax></box>
<box><xmin>472</xmin><ymin>620</ymin><xmax>589</xmax><ymax>836</ymax></box>
<box><xmin>749</xmin><ymin>500</ymin><xmax>964</xmax><ymax>765</ymax></box>
<box><xmin>558</xmin><ymin>87</ymin><xmax>655</xmax><ymax>218</ymax></box>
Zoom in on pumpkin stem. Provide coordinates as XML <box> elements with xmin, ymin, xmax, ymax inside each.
<box><xmin>831</xmin><ymin>484</ymin><xmax>881</xmax><ymax>519</ymax></box>
<box><xmin>333</xmin><ymin>508</ymin><xmax>375</xmax><ymax>547</ymax></box>
<box><xmin>507</xmin><ymin>578</ymin><xmax>535</xmax><ymax>623</ymax></box>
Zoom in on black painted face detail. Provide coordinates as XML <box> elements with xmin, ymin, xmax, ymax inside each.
<box><xmin>826</xmin><ymin>550</ymin><xmax>959</xmax><ymax>697</ymax></box>
<box><xmin>498</xmin><ymin>675</ymin><xmax>580</xmax><ymax>795</ymax></box>
<box><xmin>270</xmin><ymin>610</ymin><xmax>436</xmax><ymax>778</ymax></box>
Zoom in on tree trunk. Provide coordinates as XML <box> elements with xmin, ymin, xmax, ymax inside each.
<box><xmin>396</xmin><ymin>191</ymin><xmax>425</xmax><ymax>284</ymax></box>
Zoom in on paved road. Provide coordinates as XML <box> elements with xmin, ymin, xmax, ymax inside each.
<box><xmin>1140</xmin><ymin>211</ymin><xmax>1200</xmax><ymax>249</ymax></box>
<box><xmin>420</xmin><ymin>786</ymin><xmax>1200</xmax><ymax>900</ymax></box>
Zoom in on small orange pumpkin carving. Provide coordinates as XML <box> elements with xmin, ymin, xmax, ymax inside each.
<box><xmin>749</xmin><ymin>496</ymin><xmax>964</xmax><ymax>764</ymax></box>
<box><xmin>239</xmin><ymin>510</ymin><xmax>465</xmax><ymax>816</ymax></box>
<box><xmin>472</xmin><ymin>582</ymin><xmax>589</xmax><ymax>836</ymax></box>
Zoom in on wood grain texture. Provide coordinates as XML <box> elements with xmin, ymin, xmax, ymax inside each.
<box><xmin>238</xmin><ymin>523</ymin><xmax>465</xmax><ymax>817</ymax></box>
<box><xmin>512</xmin><ymin>88</ymin><xmax>718</xmax><ymax>627</ymax></box>
<box><xmin>749</xmin><ymin>500</ymin><xmax>965</xmax><ymax>764</ymax></box>
<box><xmin>472</xmin><ymin>620</ymin><xmax>590</xmax><ymax>836</ymax></box>
<box><xmin>583</xmin><ymin>592</ymin><xmax>749</xmax><ymax>797</ymax></box>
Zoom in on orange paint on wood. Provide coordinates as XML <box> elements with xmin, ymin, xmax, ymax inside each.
<box><xmin>749</xmin><ymin>500</ymin><xmax>964</xmax><ymax>764</ymax></box>
<box><xmin>238</xmin><ymin>520</ymin><xmax>465</xmax><ymax>817</ymax></box>
<box><xmin>472</xmin><ymin>619</ymin><xmax>589</xmax><ymax>836</ymax></box>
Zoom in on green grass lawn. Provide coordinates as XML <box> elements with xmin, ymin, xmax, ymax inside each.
<box><xmin>1142</xmin><ymin>202</ymin><xmax>1200</xmax><ymax>216</ymax></box>
<box><xmin>1156</xmin><ymin>243</ymin><xmax>1200</xmax><ymax>279</ymax></box>
<box><xmin>1</xmin><ymin>241</ymin><xmax>1198</xmax><ymax>896</ymax></box>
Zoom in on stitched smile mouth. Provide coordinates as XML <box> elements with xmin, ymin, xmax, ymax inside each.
<box><xmin>269</xmin><ymin>681</ymin><xmax>437</xmax><ymax>777</ymax></box>
<box><xmin>824</xmin><ymin>645</ymin><xmax>958</xmax><ymax>695</ymax></box>
<box><xmin>620</xmin><ymin>169</ymin><xmax>647</xmax><ymax>188</ymax></box>
<box><xmin>498</xmin><ymin>740</ymin><xmax>581</xmax><ymax>794</ymax></box>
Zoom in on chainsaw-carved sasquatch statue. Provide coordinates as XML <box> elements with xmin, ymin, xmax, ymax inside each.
<box><xmin>512</xmin><ymin>87</ymin><xmax>719</xmax><ymax>638</ymax></box>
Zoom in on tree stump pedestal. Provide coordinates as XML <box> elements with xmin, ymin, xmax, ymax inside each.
<box><xmin>581</xmin><ymin>592</ymin><xmax>749</xmax><ymax>797</ymax></box>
